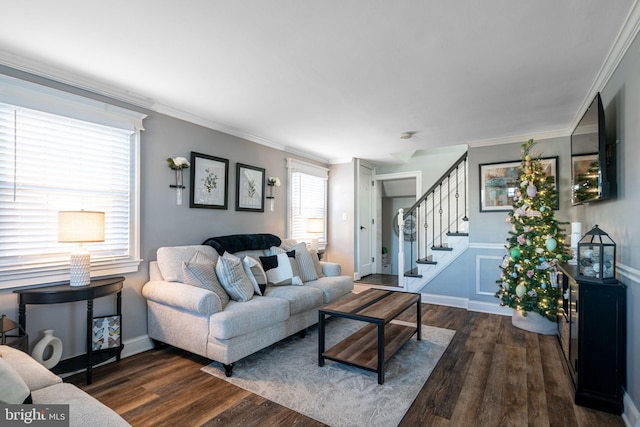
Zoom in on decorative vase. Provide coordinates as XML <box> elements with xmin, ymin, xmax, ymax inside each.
<box><xmin>511</xmin><ymin>309</ymin><xmax>556</xmax><ymax>335</ymax></box>
<box><xmin>170</xmin><ymin>168</ymin><xmax>185</xmax><ymax>205</ymax></box>
<box><xmin>32</xmin><ymin>329</ymin><xmax>63</xmax><ymax>369</ymax></box>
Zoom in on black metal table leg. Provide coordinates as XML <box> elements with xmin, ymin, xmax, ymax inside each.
<box><xmin>377</xmin><ymin>321</ymin><xmax>384</xmax><ymax>384</ymax></box>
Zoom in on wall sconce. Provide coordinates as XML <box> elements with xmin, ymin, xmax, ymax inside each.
<box><xmin>306</xmin><ymin>217</ymin><xmax>325</xmax><ymax>251</ymax></box>
<box><xmin>58</xmin><ymin>210</ymin><xmax>105</xmax><ymax>287</ymax></box>
<box><xmin>167</xmin><ymin>156</ymin><xmax>190</xmax><ymax>205</ymax></box>
<box><xmin>266</xmin><ymin>176</ymin><xmax>281</xmax><ymax>212</ymax></box>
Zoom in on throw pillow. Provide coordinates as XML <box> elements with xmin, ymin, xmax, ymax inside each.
<box><xmin>269</xmin><ymin>246</ymin><xmax>301</xmax><ymax>278</ymax></box>
<box><xmin>284</xmin><ymin>242</ymin><xmax>319</xmax><ymax>282</ymax></box>
<box><xmin>0</xmin><ymin>357</ymin><xmax>32</xmax><ymax>404</ymax></box>
<box><xmin>221</xmin><ymin>252</ymin><xmax>263</xmax><ymax>296</ymax></box>
<box><xmin>182</xmin><ymin>261</ymin><xmax>230</xmax><ymax>308</ymax></box>
<box><xmin>259</xmin><ymin>253</ymin><xmax>303</xmax><ymax>286</ymax></box>
<box><xmin>242</xmin><ymin>256</ymin><xmax>267</xmax><ymax>295</ymax></box>
<box><xmin>215</xmin><ymin>254</ymin><xmax>255</xmax><ymax>302</ymax></box>
<box><xmin>307</xmin><ymin>248</ymin><xmax>325</xmax><ymax>278</ymax></box>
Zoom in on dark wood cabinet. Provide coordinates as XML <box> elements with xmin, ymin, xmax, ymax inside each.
<box><xmin>557</xmin><ymin>265</ymin><xmax>626</xmax><ymax>414</ymax></box>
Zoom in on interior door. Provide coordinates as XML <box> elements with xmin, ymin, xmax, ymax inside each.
<box><xmin>358</xmin><ymin>163</ymin><xmax>374</xmax><ymax>278</ymax></box>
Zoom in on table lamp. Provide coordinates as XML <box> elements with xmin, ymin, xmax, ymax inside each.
<box><xmin>306</xmin><ymin>217</ymin><xmax>324</xmax><ymax>251</ymax></box>
<box><xmin>58</xmin><ymin>211</ymin><xmax>105</xmax><ymax>287</ymax></box>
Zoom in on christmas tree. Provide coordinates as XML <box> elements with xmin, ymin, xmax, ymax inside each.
<box><xmin>495</xmin><ymin>139</ymin><xmax>571</xmax><ymax>320</ymax></box>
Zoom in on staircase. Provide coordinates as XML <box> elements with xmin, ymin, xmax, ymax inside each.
<box><xmin>397</xmin><ymin>152</ymin><xmax>469</xmax><ymax>292</ymax></box>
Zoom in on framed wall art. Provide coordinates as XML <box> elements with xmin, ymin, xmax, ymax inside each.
<box><xmin>190</xmin><ymin>152</ymin><xmax>229</xmax><ymax>209</ymax></box>
<box><xmin>92</xmin><ymin>315</ymin><xmax>121</xmax><ymax>351</ymax></box>
<box><xmin>236</xmin><ymin>163</ymin><xmax>265</xmax><ymax>212</ymax></box>
<box><xmin>479</xmin><ymin>157</ymin><xmax>558</xmax><ymax>212</ymax></box>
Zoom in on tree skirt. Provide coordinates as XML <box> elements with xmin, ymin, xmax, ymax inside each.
<box><xmin>511</xmin><ymin>309</ymin><xmax>557</xmax><ymax>335</ymax></box>
<box><xmin>201</xmin><ymin>318</ymin><xmax>455</xmax><ymax>427</ymax></box>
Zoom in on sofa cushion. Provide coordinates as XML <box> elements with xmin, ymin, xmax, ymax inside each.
<box><xmin>208</xmin><ymin>297</ymin><xmax>290</xmax><ymax>339</ymax></box>
<box><xmin>182</xmin><ymin>261</ymin><xmax>230</xmax><ymax>308</ymax></box>
<box><xmin>216</xmin><ymin>253</ymin><xmax>255</xmax><ymax>302</ymax></box>
<box><xmin>157</xmin><ymin>245</ymin><xmax>218</xmax><ymax>282</ymax></box>
<box><xmin>263</xmin><ymin>285</ymin><xmax>324</xmax><ymax>315</ymax></box>
<box><xmin>0</xmin><ymin>357</ymin><xmax>31</xmax><ymax>404</ymax></box>
<box><xmin>31</xmin><ymin>383</ymin><xmax>130</xmax><ymax>427</ymax></box>
<box><xmin>260</xmin><ymin>252</ymin><xmax>302</xmax><ymax>286</ymax></box>
<box><xmin>283</xmin><ymin>242</ymin><xmax>318</xmax><ymax>282</ymax></box>
<box><xmin>305</xmin><ymin>276</ymin><xmax>354</xmax><ymax>304</ymax></box>
<box><xmin>0</xmin><ymin>345</ymin><xmax>62</xmax><ymax>391</ymax></box>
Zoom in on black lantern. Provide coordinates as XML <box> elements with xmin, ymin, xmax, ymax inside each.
<box><xmin>576</xmin><ymin>225</ymin><xmax>616</xmax><ymax>283</ymax></box>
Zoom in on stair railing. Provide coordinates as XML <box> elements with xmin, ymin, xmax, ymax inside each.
<box><xmin>397</xmin><ymin>152</ymin><xmax>469</xmax><ymax>288</ymax></box>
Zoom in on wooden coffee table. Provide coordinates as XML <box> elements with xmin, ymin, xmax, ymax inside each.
<box><xmin>318</xmin><ymin>289</ymin><xmax>421</xmax><ymax>384</ymax></box>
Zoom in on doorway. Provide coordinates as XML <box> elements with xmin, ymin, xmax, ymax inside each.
<box><xmin>373</xmin><ymin>171</ymin><xmax>421</xmax><ymax>281</ymax></box>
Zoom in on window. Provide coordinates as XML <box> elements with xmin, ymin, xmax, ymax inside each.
<box><xmin>0</xmin><ymin>74</ymin><xmax>145</xmax><ymax>288</ymax></box>
<box><xmin>287</xmin><ymin>158</ymin><xmax>328</xmax><ymax>248</ymax></box>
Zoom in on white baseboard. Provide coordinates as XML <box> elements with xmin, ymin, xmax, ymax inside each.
<box><xmin>420</xmin><ymin>293</ymin><xmax>467</xmax><ymax>308</ymax></box>
<box><xmin>121</xmin><ymin>334</ymin><xmax>154</xmax><ymax>358</ymax></box>
<box><xmin>467</xmin><ymin>300</ymin><xmax>512</xmax><ymax>316</ymax></box>
<box><xmin>623</xmin><ymin>390</ymin><xmax>640</xmax><ymax>427</ymax></box>
<box><xmin>420</xmin><ymin>293</ymin><xmax>512</xmax><ymax>316</ymax></box>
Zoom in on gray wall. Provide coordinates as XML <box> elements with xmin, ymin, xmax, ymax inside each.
<box><xmin>0</xmin><ymin>66</ymin><xmax>320</xmax><ymax>358</ymax></box>
<box><xmin>327</xmin><ymin>161</ymin><xmax>355</xmax><ymax>278</ymax></box>
<box><xmin>586</xmin><ymin>28</ymin><xmax>640</xmax><ymax>414</ymax></box>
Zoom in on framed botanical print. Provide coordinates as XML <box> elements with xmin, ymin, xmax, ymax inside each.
<box><xmin>479</xmin><ymin>157</ymin><xmax>558</xmax><ymax>212</ymax></box>
<box><xmin>236</xmin><ymin>163</ymin><xmax>265</xmax><ymax>212</ymax></box>
<box><xmin>190</xmin><ymin>152</ymin><xmax>229</xmax><ymax>209</ymax></box>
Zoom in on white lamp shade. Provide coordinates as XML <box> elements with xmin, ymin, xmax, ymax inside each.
<box><xmin>58</xmin><ymin>211</ymin><xmax>105</xmax><ymax>243</ymax></box>
<box><xmin>306</xmin><ymin>218</ymin><xmax>325</xmax><ymax>234</ymax></box>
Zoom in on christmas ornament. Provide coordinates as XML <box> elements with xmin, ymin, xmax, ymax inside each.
<box><xmin>516</xmin><ymin>284</ymin><xmax>527</xmax><ymax>297</ymax></box>
<box><xmin>510</xmin><ymin>248</ymin><xmax>521</xmax><ymax>259</ymax></box>
<box><xmin>545</xmin><ymin>237</ymin><xmax>557</xmax><ymax>251</ymax></box>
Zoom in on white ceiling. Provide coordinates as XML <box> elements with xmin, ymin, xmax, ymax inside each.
<box><xmin>1</xmin><ymin>1</ymin><xmax>638</xmax><ymax>165</ymax></box>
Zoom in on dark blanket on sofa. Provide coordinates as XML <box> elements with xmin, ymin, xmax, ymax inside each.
<box><xmin>203</xmin><ymin>233</ymin><xmax>282</xmax><ymax>255</ymax></box>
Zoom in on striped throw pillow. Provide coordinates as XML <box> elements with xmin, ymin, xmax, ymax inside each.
<box><xmin>215</xmin><ymin>254</ymin><xmax>254</xmax><ymax>302</ymax></box>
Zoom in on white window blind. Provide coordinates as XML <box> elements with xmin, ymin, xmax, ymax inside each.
<box><xmin>0</xmin><ymin>74</ymin><xmax>145</xmax><ymax>287</ymax></box>
<box><xmin>287</xmin><ymin>158</ymin><xmax>328</xmax><ymax>247</ymax></box>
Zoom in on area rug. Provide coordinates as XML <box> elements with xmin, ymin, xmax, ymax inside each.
<box><xmin>201</xmin><ymin>318</ymin><xmax>455</xmax><ymax>427</ymax></box>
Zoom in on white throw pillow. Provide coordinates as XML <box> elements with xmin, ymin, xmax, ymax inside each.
<box><xmin>259</xmin><ymin>253</ymin><xmax>303</xmax><ymax>286</ymax></box>
<box><xmin>242</xmin><ymin>256</ymin><xmax>267</xmax><ymax>295</ymax></box>
<box><xmin>215</xmin><ymin>253</ymin><xmax>255</xmax><ymax>302</ymax></box>
<box><xmin>269</xmin><ymin>246</ymin><xmax>302</xmax><ymax>278</ymax></box>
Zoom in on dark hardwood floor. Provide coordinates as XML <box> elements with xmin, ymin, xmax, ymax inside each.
<box><xmin>67</xmin><ymin>304</ymin><xmax>625</xmax><ymax>426</ymax></box>
<box><xmin>355</xmin><ymin>273</ymin><xmax>399</xmax><ymax>287</ymax></box>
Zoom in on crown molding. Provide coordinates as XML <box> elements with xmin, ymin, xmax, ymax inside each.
<box><xmin>466</xmin><ymin>128</ymin><xmax>570</xmax><ymax>148</ymax></box>
<box><xmin>569</xmin><ymin>0</ymin><xmax>640</xmax><ymax>131</ymax></box>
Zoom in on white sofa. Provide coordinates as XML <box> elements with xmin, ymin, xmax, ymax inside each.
<box><xmin>0</xmin><ymin>345</ymin><xmax>129</xmax><ymax>426</ymax></box>
<box><xmin>142</xmin><ymin>234</ymin><xmax>353</xmax><ymax>376</ymax></box>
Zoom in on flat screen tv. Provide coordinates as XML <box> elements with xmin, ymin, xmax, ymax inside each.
<box><xmin>570</xmin><ymin>92</ymin><xmax>615</xmax><ymax>205</ymax></box>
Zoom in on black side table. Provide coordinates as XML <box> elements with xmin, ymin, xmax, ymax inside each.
<box><xmin>14</xmin><ymin>276</ymin><xmax>124</xmax><ymax>384</ymax></box>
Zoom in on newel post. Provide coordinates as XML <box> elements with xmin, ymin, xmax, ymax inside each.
<box><xmin>398</xmin><ymin>208</ymin><xmax>405</xmax><ymax>289</ymax></box>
